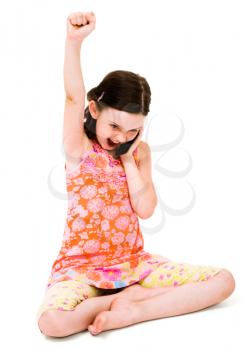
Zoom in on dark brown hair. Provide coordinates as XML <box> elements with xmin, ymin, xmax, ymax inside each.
<box><xmin>84</xmin><ymin>70</ymin><xmax>151</xmax><ymax>140</ymax></box>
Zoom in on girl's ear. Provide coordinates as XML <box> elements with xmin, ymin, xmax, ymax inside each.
<box><xmin>89</xmin><ymin>100</ymin><xmax>99</xmax><ymax>119</ymax></box>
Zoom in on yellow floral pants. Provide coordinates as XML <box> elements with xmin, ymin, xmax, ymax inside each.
<box><xmin>36</xmin><ymin>258</ymin><xmax>222</xmax><ymax>322</ymax></box>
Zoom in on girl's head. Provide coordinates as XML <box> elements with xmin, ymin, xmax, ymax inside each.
<box><xmin>84</xmin><ymin>70</ymin><xmax>151</xmax><ymax>154</ymax></box>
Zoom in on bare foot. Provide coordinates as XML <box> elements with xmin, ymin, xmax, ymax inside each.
<box><xmin>88</xmin><ymin>297</ymin><xmax>140</xmax><ymax>335</ymax></box>
<box><xmin>120</xmin><ymin>284</ymin><xmax>151</xmax><ymax>300</ymax></box>
<box><xmin>120</xmin><ymin>283</ymin><xmax>176</xmax><ymax>301</ymax></box>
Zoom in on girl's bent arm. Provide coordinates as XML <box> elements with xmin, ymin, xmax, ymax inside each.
<box><xmin>122</xmin><ymin>156</ymin><xmax>157</xmax><ymax>219</ymax></box>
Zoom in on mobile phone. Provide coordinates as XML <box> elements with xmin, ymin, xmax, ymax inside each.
<box><xmin>114</xmin><ymin>131</ymin><xmax>140</xmax><ymax>158</ymax></box>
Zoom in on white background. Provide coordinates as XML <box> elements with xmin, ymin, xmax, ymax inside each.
<box><xmin>0</xmin><ymin>0</ymin><xmax>244</xmax><ymax>348</ymax></box>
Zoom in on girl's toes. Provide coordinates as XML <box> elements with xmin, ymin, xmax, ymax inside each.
<box><xmin>94</xmin><ymin>311</ymin><xmax>107</xmax><ymax>330</ymax></box>
<box><xmin>88</xmin><ymin>324</ymin><xmax>100</xmax><ymax>335</ymax></box>
<box><xmin>89</xmin><ymin>311</ymin><xmax>108</xmax><ymax>335</ymax></box>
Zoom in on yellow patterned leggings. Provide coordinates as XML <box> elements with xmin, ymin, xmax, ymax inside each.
<box><xmin>36</xmin><ymin>259</ymin><xmax>222</xmax><ymax>322</ymax></box>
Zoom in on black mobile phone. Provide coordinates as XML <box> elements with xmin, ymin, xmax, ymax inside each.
<box><xmin>114</xmin><ymin>131</ymin><xmax>140</xmax><ymax>158</ymax></box>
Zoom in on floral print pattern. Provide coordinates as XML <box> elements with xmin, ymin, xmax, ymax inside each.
<box><xmin>44</xmin><ymin>139</ymin><xmax>222</xmax><ymax>296</ymax></box>
<box><xmin>46</xmin><ymin>140</ymin><xmax>170</xmax><ymax>290</ymax></box>
<box><xmin>36</xmin><ymin>139</ymin><xmax>223</xmax><ymax>320</ymax></box>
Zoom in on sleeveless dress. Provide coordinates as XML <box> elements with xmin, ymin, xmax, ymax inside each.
<box><xmin>46</xmin><ymin>139</ymin><xmax>170</xmax><ymax>290</ymax></box>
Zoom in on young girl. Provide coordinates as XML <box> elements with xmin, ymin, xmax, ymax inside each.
<box><xmin>37</xmin><ymin>11</ymin><xmax>235</xmax><ymax>337</ymax></box>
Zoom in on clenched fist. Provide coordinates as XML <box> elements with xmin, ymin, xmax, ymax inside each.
<box><xmin>66</xmin><ymin>11</ymin><xmax>96</xmax><ymax>42</ymax></box>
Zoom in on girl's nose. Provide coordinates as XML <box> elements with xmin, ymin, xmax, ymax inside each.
<box><xmin>115</xmin><ymin>134</ymin><xmax>127</xmax><ymax>143</ymax></box>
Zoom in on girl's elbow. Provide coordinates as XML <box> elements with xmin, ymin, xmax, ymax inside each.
<box><xmin>138</xmin><ymin>210</ymin><xmax>154</xmax><ymax>219</ymax></box>
<box><xmin>138</xmin><ymin>212</ymin><xmax>152</xmax><ymax>219</ymax></box>
<box><xmin>138</xmin><ymin>201</ymin><xmax>157</xmax><ymax>219</ymax></box>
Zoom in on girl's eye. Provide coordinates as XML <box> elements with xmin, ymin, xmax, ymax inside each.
<box><xmin>110</xmin><ymin>124</ymin><xmax>138</xmax><ymax>134</ymax></box>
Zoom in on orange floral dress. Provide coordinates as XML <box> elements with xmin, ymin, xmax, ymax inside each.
<box><xmin>46</xmin><ymin>139</ymin><xmax>170</xmax><ymax>290</ymax></box>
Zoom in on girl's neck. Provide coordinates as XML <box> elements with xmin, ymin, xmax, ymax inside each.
<box><xmin>92</xmin><ymin>137</ymin><xmax>116</xmax><ymax>158</ymax></box>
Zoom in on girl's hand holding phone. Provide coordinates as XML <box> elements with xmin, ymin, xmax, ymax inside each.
<box><xmin>66</xmin><ymin>11</ymin><xmax>96</xmax><ymax>43</ymax></box>
<box><xmin>120</xmin><ymin>128</ymin><xmax>144</xmax><ymax>162</ymax></box>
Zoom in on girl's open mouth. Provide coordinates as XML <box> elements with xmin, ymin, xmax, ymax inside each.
<box><xmin>107</xmin><ymin>138</ymin><xmax>118</xmax><ymax>147</ymax></box>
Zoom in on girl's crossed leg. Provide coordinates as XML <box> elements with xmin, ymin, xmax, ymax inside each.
<box><xmin>88</xmin><ymin>260</ymin><xmax>236</xmax><ymax>335</ymax></box>
<box><xmin>37</xmin><ymin>261</ymin><xmax>235</xmax><ymax>337</ymax></box>
<box><xmin>37</xmin><ymin>279</ymin><xmax>149</xmax><ymax>338</ymax></box>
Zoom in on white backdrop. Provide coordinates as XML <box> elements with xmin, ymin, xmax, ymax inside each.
<box><xmin>0</xmin><ymin>0</ymin><xmax>244</xmax><ymax>348</ymax></box>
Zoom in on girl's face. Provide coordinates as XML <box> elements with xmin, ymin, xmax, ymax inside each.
<box><xmin>89</xmin><ymin>101</ymin><xmax>144</xmax><ymax>150</ymax></box>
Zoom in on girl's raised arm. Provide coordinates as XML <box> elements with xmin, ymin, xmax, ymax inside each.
<box><xmin>62</xmin><ymin>12</ymin><xmax>96</xmax><ymax>158</ymax></box>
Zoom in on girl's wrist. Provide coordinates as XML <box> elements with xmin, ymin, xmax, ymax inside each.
<box><xmin>65</xmin><ymin>36</ymin><xmax>84</xmax><ymax>47</ymax></box>
<box><xmin>120</xmin><ymin>154</ymin><xmax>134</xmax><ymax>163</ymax></box>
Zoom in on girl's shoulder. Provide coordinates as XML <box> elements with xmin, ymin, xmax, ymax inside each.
<box><xmin>65</xmin><ymin>134</ymin><xmax>93</xmax><ymax>173</ymax></box>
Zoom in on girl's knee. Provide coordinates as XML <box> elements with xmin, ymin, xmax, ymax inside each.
<box><xmin>38</xmin><ymin>309</ymin><xmax>77</xmax><ymax>338</ymax></box>
<box><xmin>217</xmin><ymin>269</ymin><xmax>236</xmax><ymax>297</ymax></box>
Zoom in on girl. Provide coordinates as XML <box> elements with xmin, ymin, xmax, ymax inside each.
<box><xmin>37</xmin><ymin>11</ymin><xmax>235</xmax><ymax>337</ymax></box>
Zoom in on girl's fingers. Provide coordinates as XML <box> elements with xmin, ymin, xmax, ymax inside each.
<box><xmin>76</xmin><ymin>15</ymin><xmax>85</xmax><ymax>26</ymax></box>
<box><xmin>69</xmin><ymin>15</ymin><xmax>84</xmax><ymax>26</ymax></box>
<box><xmin>68</xmin><ymin>15</ymin><xmax>95</xmax><ymax>28</ymax></box>
<box><xmin>84</xmin><ymin>13</ymin><xmax>96</xmax><ymax>25</ymax></box>
<box><xmin>68</xmin><ymin>12</ymin><xmax>95</xmax><ymax>25</ymax></box>
<box><xmin>81</xmin><ymin>14</ymin><xmax>90</xmax><ymax>25</ymax></box>
<box><xmin>87</xmin><ymin>12</ymin><xmax>96</xmax><ymax>20</ymax></box>
<box><xmin>68</xmin><ymin>16</ymin><xmax>76</xmax><ymax>26</ymax></box>
<box><xmin>137</xmin><ymin>128</ymin><xmax>143</xmax><ymax>139</ymax></box>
